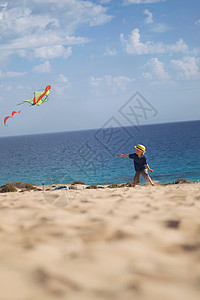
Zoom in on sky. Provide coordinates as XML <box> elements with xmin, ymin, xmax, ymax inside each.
<box><xmin>0</xmin><ymin>0</ymin><xmax>199</xmax><ymax>137</ymax></box>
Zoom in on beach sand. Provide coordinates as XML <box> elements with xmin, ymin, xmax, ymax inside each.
<box><xmin>0</xmin><ymin>183</ymin><xmax>200</xmax><ymax>300</ymax></box>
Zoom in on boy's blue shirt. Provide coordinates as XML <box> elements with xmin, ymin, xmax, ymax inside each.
<box><xmin>129</xmin><ymin>153</ymin><xmax>147</xmax><ymax>172</ymax></box>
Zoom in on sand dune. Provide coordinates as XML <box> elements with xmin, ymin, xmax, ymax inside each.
<box><xmin>0</xmin><ymin>183</ymin><xmax>200</xmax><ymax>299</ymax></box>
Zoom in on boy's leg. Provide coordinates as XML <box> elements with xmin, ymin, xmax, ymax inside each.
<box><xmin>142</xmin><ymin>169</ymin><xmax>154</xmax><ymax>186</ymax></box>
<box><xmin>147</xmin><ymin>176</ymin><xmax>155</xmax><ymax>186</ymax></box>
<box><xmin>133</xmin><ymin>171</ymin><xmax>140</xmax><ymax>187</ymax></box>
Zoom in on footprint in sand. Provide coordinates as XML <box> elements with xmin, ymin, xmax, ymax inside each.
<box><xmin>164</xmin><ymin>219</ymin><xmax>180</xmax><ymax>229</ymax></box>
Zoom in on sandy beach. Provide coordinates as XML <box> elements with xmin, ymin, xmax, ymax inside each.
<box><xmin>0</xmin><ymin>182</ymin><xmax>200</xmax><ymax>300</ymax></box>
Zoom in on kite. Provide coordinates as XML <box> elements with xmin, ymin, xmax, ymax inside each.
<box><xmin>0</xmin><ymin>85</ymin><xmax>51</xmax><ymax>128</ymax></box>
<box><xmin>4</xmin><ymin>111</ymin><xmax>20</xmax><ymax>126</ymax></box>
<box><xmin>18</xmin><ymin>85</ymin><xmax>51</xmax><ymax>106</ymax></box>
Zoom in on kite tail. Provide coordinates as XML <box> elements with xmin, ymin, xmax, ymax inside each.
<box><xmin>4</xmin><ymin>111</ymin><xmax>20</xmax><ymax>126</ymax></box>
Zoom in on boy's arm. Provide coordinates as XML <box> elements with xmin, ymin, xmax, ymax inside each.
<box><xmin>119</xmin><ymin>153</ymin><xmax>129</xmax><ymax>157</ymax></box>
<box><xmin>145</xmin><ymin>164</ymin><xmax>154</xmax><ymax>173</ymax></box>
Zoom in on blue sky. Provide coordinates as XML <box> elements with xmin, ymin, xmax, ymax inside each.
<box><xmin>0</xmin><ymin>0</ymin><xmax>199</xmax><ymax>137</ymax></box>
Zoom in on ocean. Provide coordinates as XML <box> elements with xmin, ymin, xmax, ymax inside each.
<box><xmin>0</xmin><ymin>120</ymin><xmax>199</xmax><ymax>186</ymax></box>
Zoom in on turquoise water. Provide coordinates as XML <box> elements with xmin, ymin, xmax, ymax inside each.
<box><xmin>0</xmin><ymin>120</ymin><xmax>199</xmax><ymax>186</ymax></box>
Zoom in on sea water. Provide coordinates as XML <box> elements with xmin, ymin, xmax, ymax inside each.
<box><xmin>0</xmin><ymin>120</ymin><xmax>199</xmax><ymax>186</ymax></box>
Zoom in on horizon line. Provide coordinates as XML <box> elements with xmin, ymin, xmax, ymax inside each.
<box><xmin>0</xmin><ymin>118</ymin><xmax>199</xmax><ymax>139</ymax></box>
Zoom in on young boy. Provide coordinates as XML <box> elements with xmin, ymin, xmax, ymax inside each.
<box><xmin>119</xmin><ymin>144</ymin><xmax>154</xmax><ymax>187</ymax></box>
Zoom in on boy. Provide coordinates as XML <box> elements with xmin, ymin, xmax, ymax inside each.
<box><xmin>119</xmin><ymin>144</ymin><xmax>154</xmax><ymax>187</ymax></box>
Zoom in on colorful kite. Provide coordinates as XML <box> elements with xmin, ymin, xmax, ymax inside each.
<box><xmin>0</xmin><ymin>85</ymin><xmax>51</xmax><ymax>128</ymax></box>
<box><xmin>4</xmin><ymin>111</ymin><xmax>20</xmax><ymax>126</ymax></box>
<box><xmin>18</xmin><ymin>85</ymin><xmax>51</xmax><ymax>106</ymax></box>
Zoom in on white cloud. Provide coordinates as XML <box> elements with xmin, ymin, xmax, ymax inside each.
<box><xmin>54</xmin><ymin>74</ymin><xmax>72</xmax><ymax>95</ymax></box>
<box><xmin>0</xmin><ymin>7</ymin><xmax>58</xmax><ymax>37</ymax></box>
<box><xmin>0</xmin><ymin>2</ymin><xmax>8</xmax><ymax>8</ymax></box>
<box><xmin>142</xmin><ymin>72</ymin><xmax>153</xmax><ymax>80</ymax></box>
<box><xmin>195</xmin><ymin>19</ymin><xmax>200</xmax><ymax>25</ymax></box>
<box><xmin>150</xmin><ymin>23</ymin><xmax>170</xmax><ymax>33</ymax></box>
<box><xmin>0</xmin><ymin>2</ymin><xmax>7</xmax><ymax>20</ymax></box>
<box><xmin>0</xmin><ymin>0</ymin><xmax>113</xmax><ymax>59</ymax></box>
<box><xmin>143</xmin><ymin>9</ymin><xmax>170</xmax><ymax>33</ymax></box>
<box><xmin>123</xmin><ymin>0</ymin><xmax>166</xmax><ymax>4</ymax></box>
<box><xmin>90</xmin><ymin>13</ymin><xmax>113</xmax><ymax>26</ymax></box>
<box><xmin>17</xmin><ymin>84</ymin><xmax>25</xmax><ymax>89</ymax></box>
<box><xmin>34</xmin><ymin>46</ymin><xmax>72</xmax><ymax>59</ymax></box>
<box><xmin>0</xmin><ymin>33</ymin><xmax>88</xmax><ymax>58</ymax></box>
<box><xmin>32</xmin><ymin>61</ymin><xmax>51</xmax><ymax>73</ymax></box>
<box><xmin>120</xmin><ymin>28</ymin><xmax>188</xmax><ymax>55</ymax></box>
<box><xmin>169</xmin><ymin>39</ymin><xmax>188</xmax><ymax>53</ymax></box>
<box><xmin>144</xmin><ymin>9</ymin><xmax>153</xmax><ymax>24</ymax></box>
<box><xmin>0</xmin><ymin>70</ymin><xmax>26</xmax><ymax>78</ymax></box>
<box><xmin>171</xmin><ymin>57</ymin><xmax>200</xmax><ymax>80</ymax></box>
<box><xmin>65</xmin><ymin>36</ymin><xmax>90</xmax><ymax>45</ymax></box>
<box><xmin>191</xmin><ymin>48</ymin><xmax>200</xmax><ymax>56</ymax></box>
<box><xmin>90</xmin><ymin>75</ymin><xmax>134</xmax><ymax>92</ymax></box>
<box><xmin>59</xmin><ymin>74</ymin><xmax>72</xmax><ymax>88</ymax></box>
<box><xmin>104</xmin><ymin>46</ymin><xmax>117</xmax><ymax>56</ymax></box>
<box><xmin>99</xmin><ymin>0</ymin><xmax>112</xmax><ymax>3</ymax></box>
<box><xmin>143</xmin><ymin>57</ymin><xmax>169</xmax><ymax>80</ymax></box>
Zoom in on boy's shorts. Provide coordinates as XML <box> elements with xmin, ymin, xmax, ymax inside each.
<box><xmin>134</xmin><ymin>169</ymin><xmax>149</xmax><ymax>184</ymax></box>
